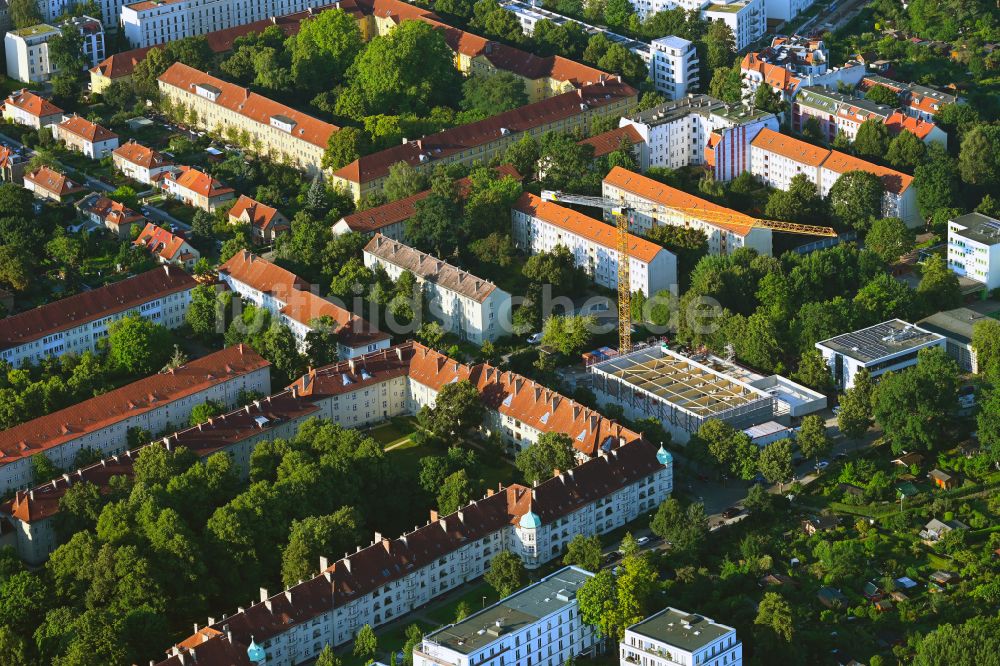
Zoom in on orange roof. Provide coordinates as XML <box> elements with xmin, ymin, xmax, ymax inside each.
<box><xmin>4</xmin><ymin>89</ymin><xmax>62</xmax><ymax>118</ymax></box>
<box><xmin>165</xmin><ymin>166</ymin><xmax>235</xmax><ymax>198</ymax></box>
<box><xmin>57</xmin><ymin>115</ymin><xmax>118</xmax><ymax>143</ymax></box>
<box><xmin>740</xmin><ymin>53</ymin><xmax>801</xmax><ymax>93</ymax></box>
<box><xmin>228</xmin><ymin>195</ymin><xmax>288</xmax><ymax>232</ymax></box>
<box><xmin>218</xmin><ymin>250</ymin><xmax>310</xmax><ymax>296</ymax></box>
<box><xmin>513</xmin><ymin>192</ymin><xmax>663</xmax><ymax>262</ymax></box>
<box><xmin>279</xmin><ymin>289</ymin><xmax>389</xmax><ymax>347</ymax></box>
<box><xmin>24</xmin><ymin>166</ymin><xmax>84</xmax><ymax>196</ymax></box>
<box><xmin>822</xmin><ymin>150</ymin><xmax>913</xmax><ymax>195</ymax></box>
<box><xmin>79</xmin><ymin>194</ymin><xmax>145</xmax><ymax>226</ymax></box>
<box><xmin>577</xmin><ymin>125</ymin><xmax>644</xmax><ymax>158</ymax></box>
<box><xmin>0</xmin><ymin>344</ymin><xmax>268</xmax><ymax>470</ymax></box>
<box><xmin>751</xmin><ymin>128</ymin><xmax>829</xmax><ymax>166</ymax></box>
<box><xmin>885</xmin><ymin>111</ymin><xmax>939</xmax><ymax>140</ymax></box>
<box><xmin>90</xmin><ymin>47</ymin><xmax>152</xmax><ymax>78</ymax></box>
<box><xmin>603</xmin><ymin>166</ymin><xmax>760</xmax><ymax>237</ymax></box>
<box><xmin>134</xmin><ymin>222</ymin><xmax>196</xmax><ymax>261</ymax></box>
<box><xmin>158</xmin><ymin>62</ymin><xmax>339</xmax><ymax>149</ymax></box>
<box><xmin>113</xmin><ymin>140</ymin><xmax>173</xmax><ymax>169</ymax></box>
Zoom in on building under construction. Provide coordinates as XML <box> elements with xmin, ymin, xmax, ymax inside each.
<box><xmin>589</xmin><ymin>345</ymin><xmax>775</xmax><ymax>443</ymax></box>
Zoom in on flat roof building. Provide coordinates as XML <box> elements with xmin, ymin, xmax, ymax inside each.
<box><xmin>816</xmin><ymin>319</ymin><xmax>946</xmax><ymax>389</ymax></box>
<box><xmin>947</xmin><ymin>212</ymin><xmax>1000</xmax><ymax>293</ymax></box>
<box><xmin>621</xmin><ymin>607</ymin><xmax>742</xmax><ymax>666</ymax></box>
<box><xmin>917</xmin><ymin>306</ymin><xmax>994</xmax><ymax>373</ymax></box>
<box><xmin>415</xmin><ymin>566</ymin><xmax>596</xmax><ymax>666</ymax></box>
<box><xmin>589</xmin><ymin>345</ymin><xmax>774</xmax><ymax>443</ymax></box>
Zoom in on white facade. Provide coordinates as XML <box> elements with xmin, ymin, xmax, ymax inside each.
<box><xmin>947</xmin><ymin>213</ymin><xmax>1000</xmax><ymax>291</ymax></box>
<box><xmin>764</xmin><ymin>0</ymin><xmax>815</xmax><ymax>20</ymax></box>
<box><xmin>121</xmin><ymin>0</ymin><xmax>330</xmax><ymax>47</ymax></box>
<box><xmin>415</xmin><ymin>567</ymin><xmax>596</xmax><ymax>666</ymax></box>
<box><xmin>650</xmin><ymin>37</ymin><xmax>699</xmax><ymax>101</ymax></box>
<box><xmin>815</xmin><ymin>319</ymin><xmax>946</xmax><ymax>389</ymax></box>
<box><xmin>621</xmin><ymin>608</ymin><xmax>742</xmax><ymax>666</ymax></box>
<box><xmin>112</xmin><ymin>142</ymin><xmax>177</xmax><ymax>185</ymax></box>
<box><xmin>4</xmin><ymin>24</ymin><xmax>58</xmax><ymax>83</ymax></box>
<box><xmin>702</xmin><ymin>0</ymin><xmax>765</xmax><ymax>52</ymax></box>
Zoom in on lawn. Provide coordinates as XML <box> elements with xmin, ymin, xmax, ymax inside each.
<box><xmin>369</xmin><ymin>416</ymin><xmax>419</xmax><ymax>448</ymax></box>
<box><xmin>424</xmin><ymin>581</ymin><xmax>499</xmax><ymax>627</ymax></box>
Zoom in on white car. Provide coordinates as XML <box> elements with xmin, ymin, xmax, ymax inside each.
<box><xmin>816</xmin><ymin>460</ymin><xmax>829</xmax><ymax>470</ymax></box>
<box><xmin>527</xmin><ymin>333</ymin><xmax>543</xmax><ymax>344</ymax></box>
<box><xmin>636</xmin><ymin>536</ymin><xmax>650</xmax><ymax>546</ymax></box>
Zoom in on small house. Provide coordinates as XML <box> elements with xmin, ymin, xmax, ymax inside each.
<box><xmin>817</xmin><ymin>586</ymin><xmax>848</xmax><ymax>609</ymax></box>
<box><xmin>896</xmin><ymin>482</ymin><xmax>919</xmax><ymax>500</ymax></box>
<box><xmin>929</xmin><ymin>571</ymin><xmax>958</xmax><ymax>592</ymax></box>
<box><xmin>874</xmin><ymin>599</ymin><xmax>893</xmax><ymax>612</ymax></box>
<box><xmin>862</xmin><ymin>581</ymin><xmax>883</xmax><ymax>601</ymax></box>
<box><xmin>920</xmin><ymin>518</ymin><xmax>969</xmax><ymax>542</ymax></box>
<box><xmin>892</xmin><ymin>451</ymin><xmax>924</xmax><ymax>468</ymax></box>
<box><xmin>928</xmin><ymin>469</ymin><xmax>956</xmax><ymax>490</ymax></box>
<box><xmin>802</xmin><ymin>515</ymin><xmax>841</xmax><ymax>536</ymax></box>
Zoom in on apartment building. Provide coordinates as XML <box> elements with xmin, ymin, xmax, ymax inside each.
<box><xmin>620</xmin><ymin>608</ymin><xmax>742</xmax><ymax>666</ymax></box>
<box><xmin>764</xmin><ymin>0</ymin><xmax>815</xmax><ymax>20</ymax></box>
<box><xmin>112</xmin><ymin>140</ymin><xmax>177</xmax><ymax>185</ymax></box>
<box><xmin>579</xmin><ymin>125</ymin><xmax>646</xmax><ymax>164</ymax></box>
<box><xmin>157</xmin><ymin>62</ymin><xmax>338</xmax><ymax>175</ymax></box>
<box><xmin>0</xmin><ymin>89</ymin><xmax>62</xmax><ymax>128</ymax></box>
<box><xmin>22</xmin><ymin>166</ymin><xmax>85</xmax><ymax>202</ymax></box>
<box><xmin>4</xmin><ymin>24</ymin><xmax>58</xmax><ymax>82</ymax></box>
<box><xmin>160</xmin><ymin>165</ymin><xmax>236</xmax><ymax>211</ymax></box>
<box><xmin>816</xmin><ymin>319</ymin><xmax>945</xmax><ymax>389</ymax></box>
<box><xmin>0</xmin><ymin>344</ymin><xmax>269</xmax><ymax>509</ymax></box>
<box><xmin>363</xmin><ymin>235</ymin><xmax>513</xmax><ymax>344</ymax></box>
<box><xmin>134</xmin><ymin>222</ymin><xmax>201</xmax><ymax>269</ymax></box>
<box><xmin>120</xmin><ymin>0</ymin><xmax>334</xmax><ymax>47</ymax></box>
<box><xmin>332</xmin><ymin>78</ymin><xmax>637</xmax><ymax>201</ymax></box>
<box><xmin>750</xmin><ymin>128</ymin><xmax>919</xmax><ymax>226</ymax></box>
<box><xmin>52</xmin><ymin>115</ymin><xmax>119</xmax><ymax>159</ymax></box>
<box><xmin>858</xmin><ymin>75</ymin><xmax>959</xmax><ymax>123</ymax></box>
<box><xmin>792</xmin><ymin>86</ymin><xmax>896</xmax><ymax>142</ymax></box>
<box><xmin>739</xmin><ymin>38</ymin><xmax>866</xmax><ymax>103</ymax></box>
<box><xmin>228</xmin><ymin>195</ymin><xmax>290</xmax><ymax>244</ymax></box>
<box><xmin>512</xmin><ymin>192</ymin><xmax>677</xmax><ymax>296</ymax></box>
<box><xmin>0</xmin><ymin>266</ymin><xmax>196</xmax><ymax>368</ymax></box>
<box><xmin>702</xmin><ymin>0</ymin><xmax>765</xmax><ymax>52</ymax></box>
<box><xmin>884</xmin><ymin>110</ymin><xmax>948</xmax><ymax>147</ymax></box>
<box><xmin>65</xmin><ymin>15</ymin><xmax>105</xmax><ymax>66</ymax></box>
<box><xmin>602</xmin><ymin>166</ymin><xmax>772</xmax><ymax>256</ymax></box>
<box><xmin>76</xmin><ymin>193</ymin><xmax>145</xmax><ymax>238</ymax></box>
<box><xmin>0</xmin><ymin>145</ymin><xmax>27</xmax><ymax>185</ymax></box>
<box><xmin>218</xmin><ymin>250</ymin><xmax>391</xmax><ymax>358</ymax></box>
<box><xmin>415</xmin><ymin>567</ymin><xmax>598</xmax><ymax>666</ymax></box>
<box><xmin>332</xmin><ymin>165</ymin><xmax>522</xmax><ymax>240</ymax></box>
<box><xmin>947</xmin><ymin>213</ymin><xmax>1000</xmax><ymax>292</ymax></box>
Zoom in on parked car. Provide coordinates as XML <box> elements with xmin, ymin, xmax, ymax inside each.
<box><xmin>816</xmin><ymin>460</ymin><xmax>830</xmax><ymax>470</ymax></box>
<box><xmin>527</xmin><ymin>332</ymin><xmax>543</xmax><ymax>344</ymax></box>
<box><xmin>636</xmin><ymin>536</ymin><xmax>650</xmax><ymax>546</ymax></box>
<box><xmin>721</xmin><ymin>507</ymin><xmax>742</xmax><ymax>519</ymax></box>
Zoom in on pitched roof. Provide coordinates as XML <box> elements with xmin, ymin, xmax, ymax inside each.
<box><xmin>23</xmin><ymin>166</ymin><xmax>84</xmax><ymax>196</ymax></box>
<box><xmin>158</xmin><ymin>62</ymin><xmax>339</xmax><ymax>149</ymax></box>
<box><xmin>334</xmin><ymin>78</ymin><xmax>636</xmax><ymax>185</ymax></box>
<box><xmin>884</xmin><ymin>111</ymin><xmax>940</xmax><ymax>140</ymax></box>
<box><xmin>78</xmin><ymin>194</ymin><xmax>145</xmax><ymax>226</ymax></box>
<box><xmin>602</xmin><ymin>166</ymin><xmax>759</xmax><ymax>237</ymax></box>
<box><xmin>513</xmin><ymin>192</ymin><xmax>664</xmax><ymax>262</ymax></box>
<box><xmin>740</xmin><ymin>53</ymin><xmax>801</xmax><ymax>93</ymax></box>
<box><xmin>228</xmin><ymin>195</ymin><xmax>288</xmax><ymax>232</ymax></box>
<box><xmin>0</xmin><ymin>345</ymin><xmax>268</xmax><ymax>470</ymax></box>
<box><xmin>218</xmin><ymin>250</ymin><xmax>310</xmax><ymax>296</ymax></box>
<box><xmin>90</xmin><ymin>47</ymin><xmax>152</xmax><ymax>78</ymax></box>
<box><xmin>165</xmin><ymin>165</ymin><xmax>235</xmax><ymax>198</ymax></box>
<box><xmin>363</xmin><ymin>235</ymin><xmax>501</xmax><ymax>303</ymax></box>
<box><xmin>821</xmin><ymin>149</ymin><xmax>913</xmax><ymax>195</ymax></box>
<box><xmin>336</xmin><ymin>165</ymin><xmax>520</xmax><ymax>234</ymax></box>
<box><xmin>134</xmin><ymin>222</ymin><xmax>197</xmax><ymax>261</ymax></box>
<box><xmin>113</xmin><ymin>140</ymin><xmax>173</xmax><ymax>169</ymax></box>
<box><xmin>0</xmin><ymin>266</ymin><xmax>196</xmax><ymax>351</ymax></box>
<box><xmin>56</xmin><ymin>115</ymin><xmax>118</xmax><ymax>143</ymax></box>
<box><xmin>279</xmin><ymin>289</ymin><xmax>390</xmax><ymax>348</ymax></box>
<box><xmin>577</xmin><ymin>125</ymin><xmax>644</xmax><ymax>158</ymax></box>
<box><xmin>751</xmin><ymin>128</ymin><xmax>829</xmax><ymax>166</ymax></box>
<box><xmin>3</xmin><ymin>89</ymin><xmax>62</xmax><ymax>117</ymax></box>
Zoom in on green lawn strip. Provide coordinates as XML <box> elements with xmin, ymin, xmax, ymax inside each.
<box><xmin>424</xmin><ymin>581</ymin><xmax>498</xmax><ymax>626</ymax></box>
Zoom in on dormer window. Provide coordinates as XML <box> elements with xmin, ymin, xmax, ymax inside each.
<box><xmin>270</xmin><ymin>115</ymin><xmax>296</xmax><ymax>133</ymax></box>
<box><xmin>194</xmin><ymin>83</ymin><xmax>220</xmax><ymax>102</ymax></box>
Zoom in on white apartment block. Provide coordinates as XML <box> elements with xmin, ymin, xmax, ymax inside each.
<box><xmin>621</xmin><ymin>608</ymin><xmax>742</xmax><ymax>666</ymax></box>
<box><xmin>0</xmin><ymin>266</ymin><xmax>195</xmax><ymax>369</ymax></box>
<box><xmin>603</xmin><ymin>166</ymin><xmax>772</xmax><ymax>256</ymax></box>
<box><xmin>0</xmin><ymin>345</ymin><xmax>269</xmax><ymax>530</ymax></box>
<box><xmin>816</xmin><ymin>319</ymin><xmax>945</xmax><ymax>389</ymax></box>
<box><xmin>121</xmin><ymin>0</ymin><xmax>331</xmax><ymax>48</ymax></box>
<box><xmin>619</xmin><ymin>94</ymin><xmax>778</xmax><ymax>179</ymax></box>
<box><xmin>513</xmin><ymin>193</ymin><xmax>677</xmax><ymax>297</ymax></box>
<box><xmin>4</xmin><ymin>24</ymin><xmax>58</xmax><ymax>83</ymax></box>
<box><xmin>415</xmin><ymin>567</ymin><xmax>597</xmax><ymax>666</ymax></box>
<box><xmin>764</xmin><ymin>0</ymin><xmax>815</xmax><ymax>20</ymax></box>
<box><xmin>363</xmin><ymin>235</ymin><xmax>512</xmax><ymax>344</ymax></box>
<box><xmin>947</xmin><ymin>213</ymin><xmax>1000</xmax><ymax>291</ymax></box>
<box><xmin>750</xmin><ymin>128</ymin><xmax>920</xmax><ymax>227</ymax></box>
<box><xmin>702</xmin><ymin>0</ymin><xmax>765</xmax><ymax>52</ymax></box>
<box><xmin>64</xmin><ymin>15</ymin><xmax>105</xmax><ymax>67</ymax></box>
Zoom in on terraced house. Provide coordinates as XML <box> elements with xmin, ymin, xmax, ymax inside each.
<box><xmin>157</xmin><ymin>62</ymin><xmax>339</xmax><ymax>175</ymax></box>
<box><xmin>52</xmin><ymin>114</ymin><xmax>119</xmax><ymax>159</ymax></box>
<box><xmin>161</xmin><ymin>165</ymin><xmax>236</xmax><ymax>211</ymax></box>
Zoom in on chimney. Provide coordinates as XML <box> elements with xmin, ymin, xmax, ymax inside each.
<box><xmin>374</xmin><ymin>531</ymin><xmax>382</xmax><ymax>543</ymax></box>
<box><xmin>343</xmin><ymin>558</ymin><xmax>351</xmax><ymax>573</ymax></box>
<box><xmin>193</xmin><ymin>623</ymin><xmax>199</xmax><ymax>634</ymax></box>
<box><xmin>349</xmin><ymin>358</ymin><xmax>356</xmax><ymax>374</ymax></box>
<box><xmin>486</xmin><ymin>488</ymin><xmax>494</xmax><ymax>497</ymax></box>
<box><xmin>260</xmin><ymin>588</ymin><xmax>269</xmax><ymax>602</ymax></box>
<box><xmin>381</xmin><ymin>539</ymin><xmax>392</xmax><ymax>554</ymax></box>
<box><xmin>395</xmin><ymin>346</ymin><xmax>404</xmax><ymax>361</ymax></box>
<box><xmin>429</xmin><ymin>509</ymin><xmax>438</xmax><ymax>522</ymax></box>
<box><xmin>208</xmin><ymin>617</ymin><xmax>216</xmax><ymax>626</ymax></box>
<box><xmin>319</xmin><ymin>555</ymin><xmax>329</xmax><ymax>571</ymax></box>
<box><xmin>553</xmin><ymin>469</ymin><xmax>561</xmax><ymax>477</ymax></box>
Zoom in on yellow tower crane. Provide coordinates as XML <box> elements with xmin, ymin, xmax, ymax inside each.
<box><xmin>539</xmin><ymin>190</ymin><xmax>837</xmax><ymax>354</ymax></box>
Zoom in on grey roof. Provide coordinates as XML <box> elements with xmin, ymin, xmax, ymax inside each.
<box><xmin>363</xmin><ymin>234</ymin><xmax>503</xmax><ymax>303</ymax></box>
<box><xmin>816</xmin><ymin>319</ymin><xmax>943</xmax><ymax>364</ymax></box>
<box><xmin>796</xmin><ymin>86</ymin><xmax>853</xmax><ymax>113</ymax></box>
<box><xmin>628</xmin><ymin>94</ymin><xmax>725</xmax><ymax>126</ymax></box>
<box><xmin>628</xmin><ymin>607</ymin><xmax>736</xmax><ymax>653</ymax></box>
<box><xmin>949</xmin><ymin>212</ymin><xmax>1000</xmax><ymax>246</ymax></box>
<box><xmin>424</xmin><ymin>567</ymin><xmax>592</xmax><ymax>655</ymax></box>
<box><xmin>917</xmin><ymin>307</ymin><xmax>989</xmax><ymax>346</ymax></box>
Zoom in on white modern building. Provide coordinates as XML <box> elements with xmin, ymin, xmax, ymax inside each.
<box><xmin>946</xmin><ymin>213</ymin><xmax>1000</xmax><ymax>292</ymax></box>
<box><xmin>4</xmin><ymin>17</ymin><xmax>104</xmax><ymax>83</ymax></box>
<box><xmin>120</xmin><ymin>0</ymin><xmax>332</xmax><ymax>48</ymax></box>
<box><xmin>618</xmin><ymin>94</ymin><xmax>778</xmax><ymax>179</ymax></box>
<box><xmin>764</xmin><ymin>0</ymin><xmax>815</xmax><ymax>20</ymax></box>
<box><xmin>917</xmin><ymin>307</ymin><xmax>991</xmax><ymax>374</ymax></box>
<box><xmin>603</xmin><ymin>166</ymin><xmax>772</xmax><ymax>256</ymax></box>
<box><xmin>740</xmin><ymin>36</ymin><xmax>866</xmax><ymax>104</ymax></box>
<box><xmin>512</xmin><ymin>192</ymin><xmax>677</xmax><ymax>297</ymax></box>
<box><xmin>703</xmin><ymin>0</ymin><xmax>765</xmax><ymax>52</ymax></box>
<box><xmin>415</xmin><ymin>567</ymin><xmax>597</xmax><ymax>666</ymax></box>
<box><xmin>621</xmin><ymin>607</ymin><xmax>742</xmax><ymax>666</ymax></box>
<box><xmin>0</xmin><ymin>266</ymin><xmax>196</xmax><ymax>368</ymax></box>
<box><xmin>363</xmin><ymin>234</ymin><xmax>512</xmax><ymax>344</ymax></box>
<box><xmin>815</xmin><ymin>319</ymin><xmax>946</xmax><ymax>389</ymax></box>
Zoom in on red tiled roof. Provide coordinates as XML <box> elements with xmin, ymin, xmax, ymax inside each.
<box><xmin>577</xmin><ymin>125</ymin><xmax>644</xmax><ymax>158</ymax></box>
<box><xmin>885</xmin><ymin>111</ymin><xmax>939</xmax><ymax>140</ymax></box>
<box><xmin>79</xmin><ymin>194</ymin><xmax>145</xmax><ymax>227</ymax></box>
<box><xmin>280</xmin><ymin>289</ymin><xmax>390</xmax><ymax>348</ymax></box>
<box><xmin>513</xmin><ymin>192</ymin><xmax>664</xmax><ymax>262</ymax></box>
<box><xmin>158</xmin><ymin>62</ymin><xmax>339</xmax><ymax>149</ymax></box>
<box><xmin>165</xmin><ymin>165</ymin><xmax>235</xmax><ymax>199</ymax></box>
<box><xmin>134</xmin><ymin>222</ymin><xmax>196</xmax><ymax>261</ymax></box>
<box><xmin>113</xmin><ymin>140</ymin><xmax>173</xmax><ymax>169</ymax></box>
<box><xmin>0</xmin><ymin>266</ymin><xmax>196</xmax><ymax>350</ymax></box>
<box><xmin>751</xmin><ymin>127</ymin><xmax>829</xmax><ymax>166</ymax></box>
<box><xmin>821</xmin><ymin>149</ymin><xmax>913</xmax><ymax>195</ymax></box>
<box><xmin>4</xmin><ymin>89</ymin><xmax>62</xmax><ymax>118</ymax></box>
<box><xmin>218</xmin><ymin>250</ymin><xmax>311</xmax><ymax>296</ymax></box>
<box><xmin>56</xmin><ymin>115</ymin><xmax>118</xmax><ymax>143</ymax></box>
<box><xmin>23</xmin><ymin>166</ymin><xmax>85</xmax><ymax>197</ymax></box>
<box><xmin>334</xmin><ymin>79</ymin><xmax>636</xmax><ymax>185</ymax></box>
<box><xmin>0</xmin><ymin>345</ymin><xmax>269</xmax><ymax>470</ymax></box>
<box><xmin>228</xmin><ymin>195</ymin><xmax>288</xmax><ymax>232</ymax></box>
<box><xmin>740</xmin><ymin>53</ymin><xmax>801</xmax><ymax>94</ymax></box>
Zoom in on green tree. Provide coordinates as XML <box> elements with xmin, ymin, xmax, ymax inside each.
<box><xmin>289</xmin><ymin>9</ymin><xmax>363</xmax><ymax>93</ymax></box>
<box><xmin>305</xmin><ymin>316</ymin><xmax>340</xmax><ymax>368</ymax></box>
<box><xmin>709</xmin><ymin>65</ymin><xmax>742</xmax><ymax>103</ymax></box>
<box><xmin>563</xmin><ymin>534</ymin><xmax>602</xmax><ymax>572</ymax></box>
<box><xmin>837</xmin><ymin>368</ymin><xmax>874</xmax><ymax>439</ymax></box>
<box><xmin>650</xmin><ymin>499</ymin><xmax>708</xmax><ymax>558</ymax></box>
<box><xmin>107</xmin><ymin>314</ymin><xmax>172</xmax><ymax>375</ymax></box>
<box><xmin>792</xmin><ymin>349</ymin><xmax>835</xmax><ymax>394</ymax></box>
<box><xmin>886</xmin><ymin>129</ymin><xmax>927</xmax><ymax>170</ymax></box>
<box><xmin>54</xmin><ymin>480</ymin><xmax>103</xmax><ymax>539</ymax></box>
<box><xmin>977</xmin><ymin>194</ymin><xmax>1000</xmax><ymax>219</ymax></box>
<box><xmin>959</xmin><ymin>124</ymin><xmax>1000</xmax><ymax>189</ymax></box>
<box><xmin>853</xmin><ymin>119</ymin><xmax>891</xmax><ymax>159</ymax></box>
<box><xmin>753</xmin><ymin>83</ymin><xmax>785</xmax><ymax>114</ymax></box>
<box><xmin>437</xmin><ymin>469</ymin><xmax>473</xmax><ymax>515</ymax></box>
<box><xmin>853</xmin><ymin>272</ymin><xmax>913</xmax><ymax>326</ymax></box>
<box><xmin>541</xmin><ymin>314</ymin><xmax>596</xmax><ymax>355</ymax></box>
<box><xmin>971</xmin><ymin>318</ymin><xmax>1000</xmax><ymax>381</ymax></box>
<box><xmin>421</xmin><ymin>380</ymin><xmax>485</xmax><ymax>438</ymax></box>
<box><xmin>705</xmin><ymin>19</ymin><xmax>736</xmax><ymax>70</ymax></box>
<box><xmin>353</xmin><ymin>624</ymin><xmax>377</xmax><ymax>660</ymax></box>
<box><xmin>454</xmin><ymin>600</ymin><xmax>472</xmax><ymax>622</ymax></box>
<box><xmin>189</xmin><ymin>400</ymin><xmax>224</xmax><ymax>426</ymax></box>
<box><xmin>755</xmin><ymin>592</ymin><xmax>794</xmax><ymax>642</ymax></box>
<box><xmin>913</xmin><ymin>616</ymin><xmax>1000</xmax><ymax>666</ymax></box>
<box><xmin>31</xmin><ymin>453</ymin><xmax>61</xmax><ymax>484</ymax></box>
<box><xmin>504</xmin><ymin>134</ymin><xmax>540</xmax><ymax>179</ymax></box>
<box><xmin>864</xmin><ymin>84</ymin><xmax>899</xmax><ymax>106</ymax></box>
<box><xmin>516</xmin><ymin>432</ymin><xmax>577</xmax><ymax>483</ymax></box>
<box><xmin>797</xmin><ymin>414</ymin><xmax>831</xmax><ymax>462</ymax></box>
<box><xmin>829</xmin><ymin>170</ymin><xmax>884</xmax><ymax>233</ymax></box>
<box><xmin>461</xmin><ymin>72</ymin><xmax>528</xmax><ymax>116</ymax></box>
<box><xmin>384</xmin><ymin>162</ymin><xmax>429</xmax><ymax>202</ymax></box>
<box><xmin>576</xmin><ymin>568</ymin><xmax>618</xmax><ymax>639</ymax></box>
<box><xmin>603</xmin><ymin>0</ymin><xmax>634</xmax><ymax>27</ymax></box>
<box><xmin>977</xmin><ymin>388</ymin><xmax>1000</xmax><ymax>464</ymax></box>
<box><xmin>865</xmin><ymin>217</ymin><xmax>914</xmax><ymax>264</ymax></box>
<box><xmin>323</xmin><ymin>126</ymin><xmax>369</xmax><ymax>171</ymax></box>
<box><xmin>316</xmin><ymin>646</ymin><xmax>342</xmax><ymax>666</ymax></box>
<box><xmin>765</xmin><ymin>174</ymin><xmax>826</xmax><ymax>225</ymax></box>
<box><xmin>914</xmin><ymin>145</ymin><xmax>958</xmax><ymax>218</ymax></box>
<box><xmin>917</xmin><ymin>254</ymin><xmax>960</xmax><ymax>313</ymax></box>
<box><xmin>282</xmin><ymin>508</ymin><xmax>362</xmax><ymax>587</ymax></box>
<box><xmin>484</xmin><ymin>550</ymin><xmax>525</xmax><ymax>597</ymax></box>
<box><xmin>9</xmin><ymin>0</ymin><xmax>42</xmax><ymax>29</ymax></box>
<box><xmin>758</xmin><ymin>440</ymin><xmax>793</xmax><ymax>489</ymax></box>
